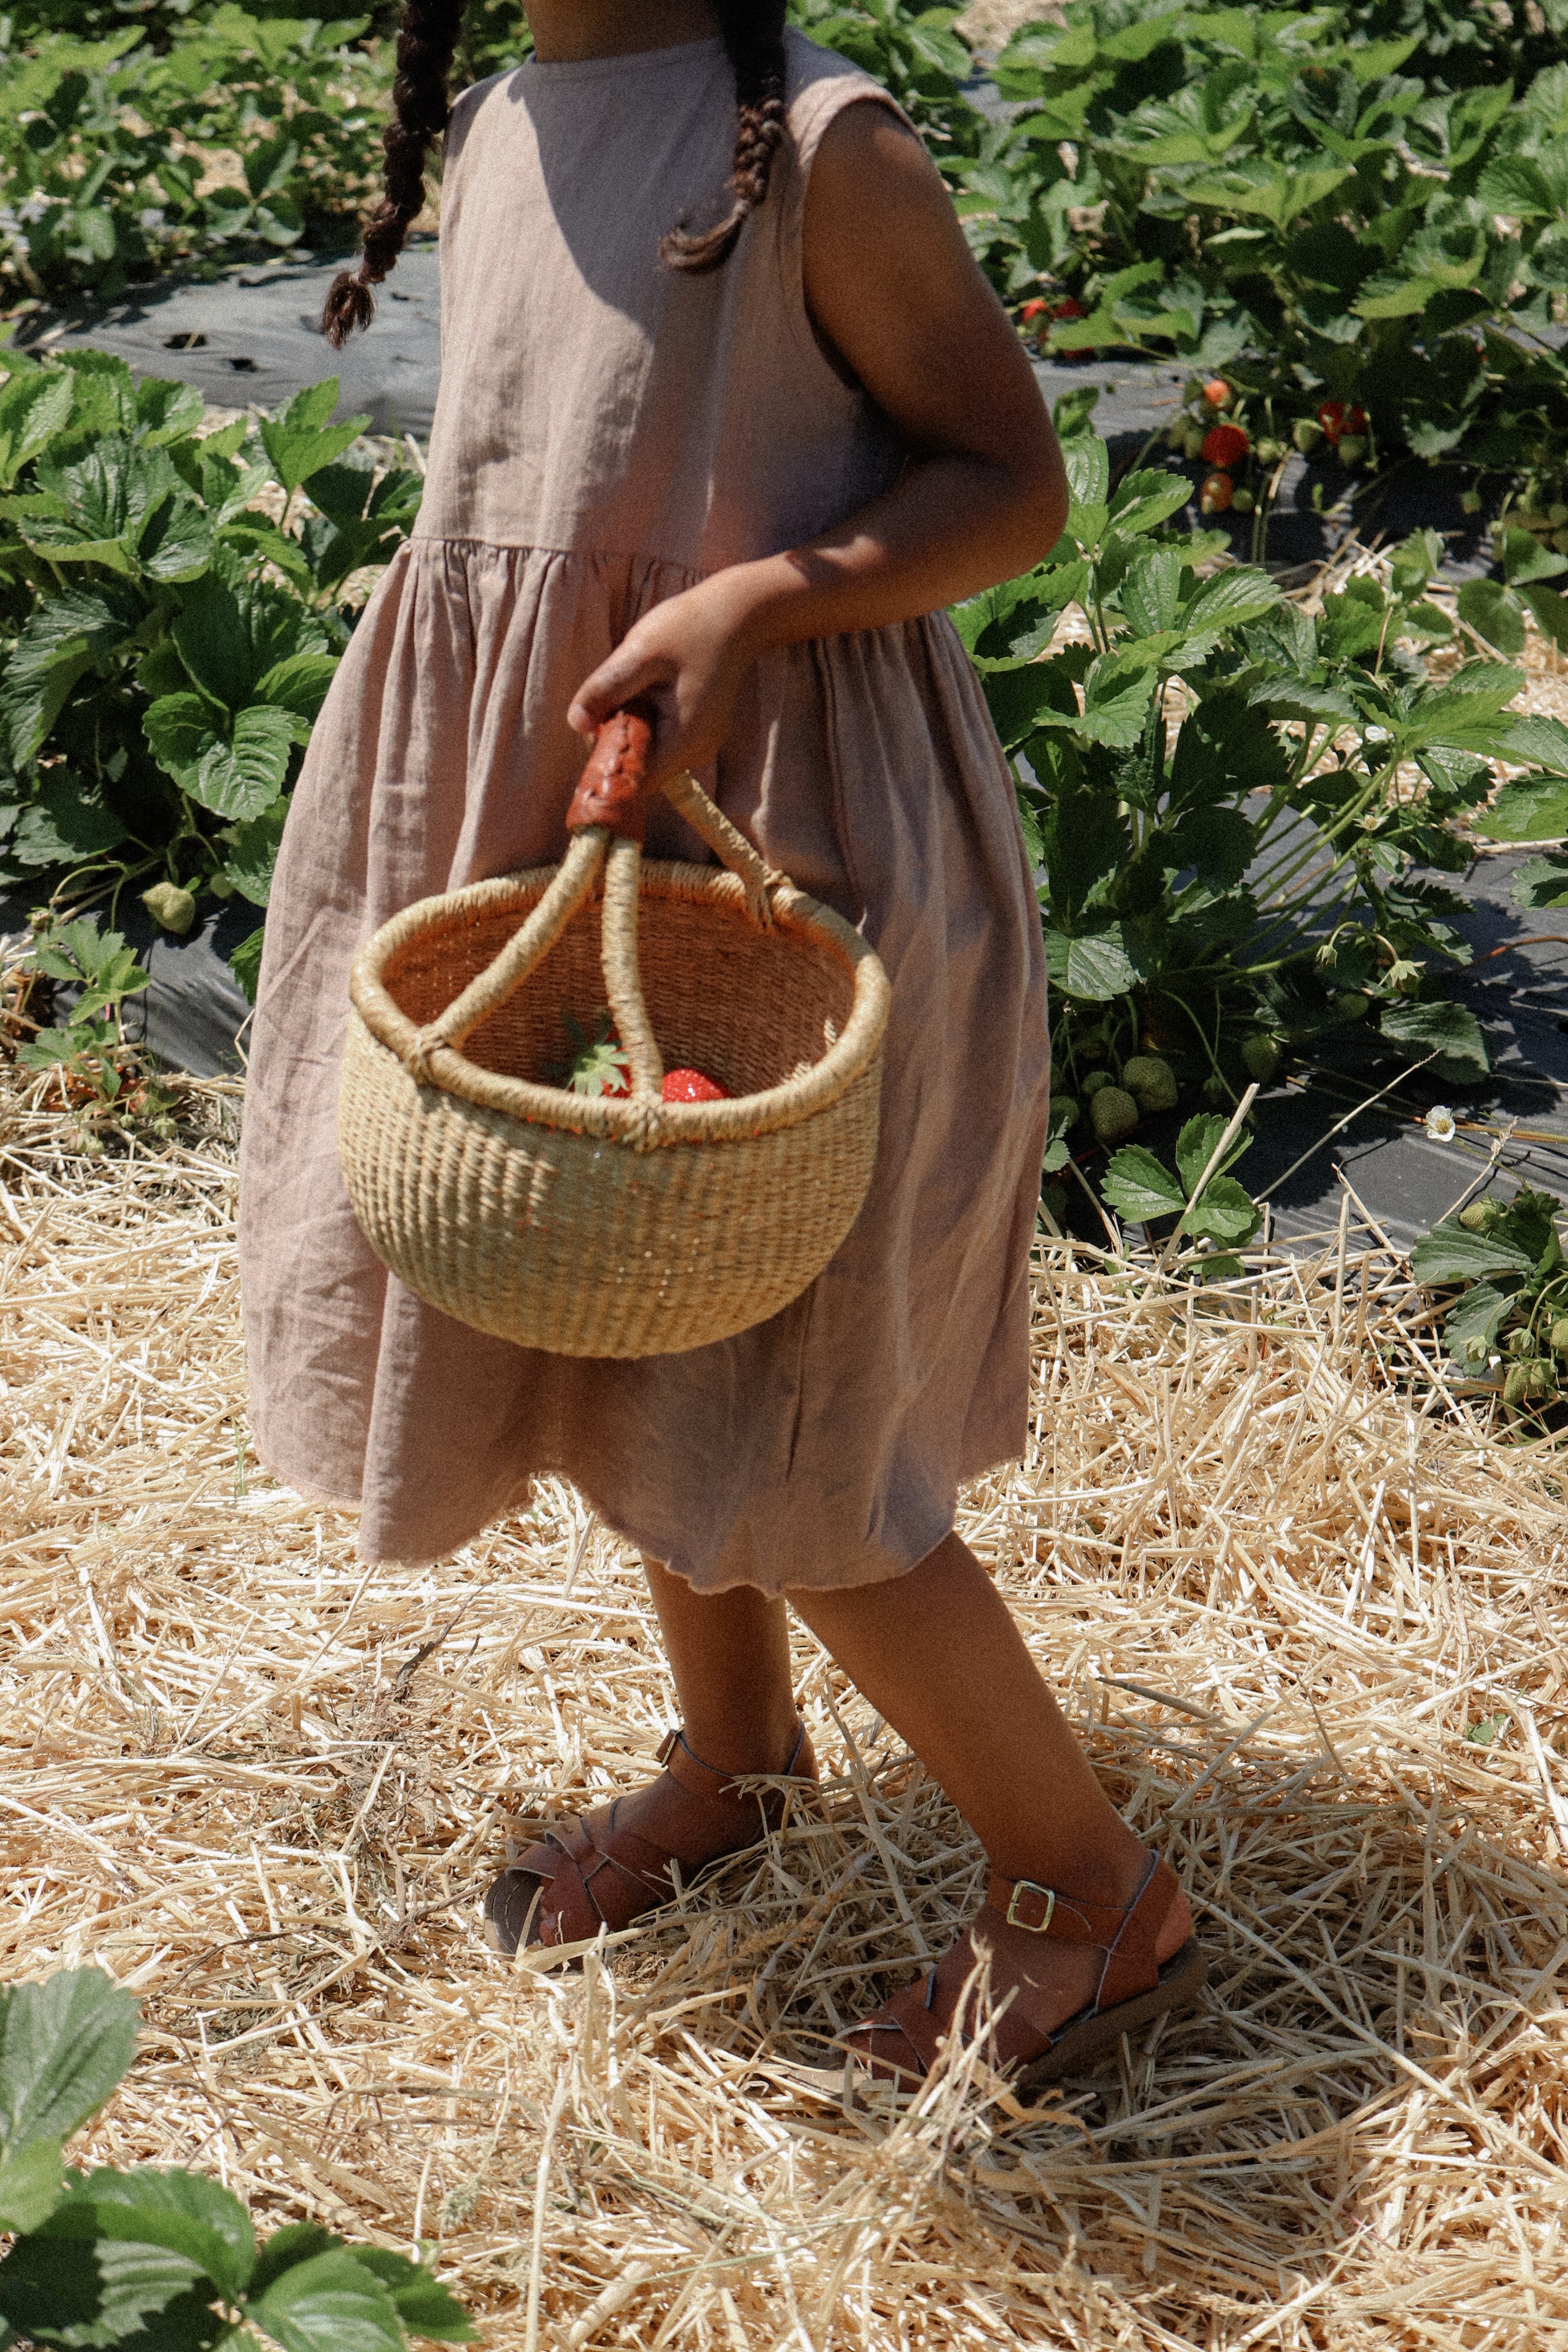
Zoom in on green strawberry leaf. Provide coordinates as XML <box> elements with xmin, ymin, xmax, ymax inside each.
<box><xmin>352</xmin><ymin>2250</ymin><xmax>476</xmax><ymax>2341</ymax></box>
<box><xmin>190</xmin><ymin>705</ymin><xmax>296</xmax><ymax>821</ymax></box>
<box><xmin>1184</xmin><ymin>1171</ymin><xmax>1262</xmax><ymax>1246</ymax></box>
<box><xmin>1412</xmin><ymin>1222</ymin><xmax>1536</xmax><ymax>1284</ymax></box>
<box><xmin>58</xmin><ymin>2168</ymin><xmax>254</xmax><ymax>2303</ymax></box>
<box><xmin>1441</xmin><ymin>1278</ymin><xmax>1517</xmax><ymax>1367</ymax></box>
<box><xmin>0</xmin><ymin>2141</ymin><xmax>64</xmax><ymax>2236</ymax></box>
<box><xmin>230</xmin><ymin>926</ymin><xmax>266</xmax><ymax>1006</ymax></box>
<box><xmin>1102</xmin><ymin>1145</ymin><xmax>1185</xmax><ymax>1222</ymax></box>
<box><xmin>245</xmin><ymin>2248</ymin><xmax>405</xmax><ymax>2352</ymax></box>
<box><xmin>0</xmin><ymin>1971</ymin><xmax>139</xmax><ymax>2160</ymax></box>
<box><xmin>223</xmin><ymin>797</ymin><xmax>289</xmax><ymax>906</ymax></box>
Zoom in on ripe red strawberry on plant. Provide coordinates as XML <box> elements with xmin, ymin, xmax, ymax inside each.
<box><xmin>1020</xmin><ymin>295</ymin><xmax>1087</xmax><ymax>325</ymax></box>
<box><xmin>1202</xmin><ymin>377</ymin><xmax>1230</xmax><ymax>409</ymax></box>
<box><xmin>1201</xmin><ymin>422</ymin><xmax>1249</xmax><ymax>469</ymax></box>
<box><xmin>1317</xmin><ymin>400</ymin><xmax>1367</xmax><ymax>445</ymax></box>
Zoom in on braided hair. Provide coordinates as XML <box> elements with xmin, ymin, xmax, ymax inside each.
<box><xmin>322</xmin><ymin>1</ymin><xmax>789</xmax><ymax>344</ymax></box>
<box><xmin>661</xmin><ymin>0</ymin><xmax>788</xmax><ymax>273</ymax></box>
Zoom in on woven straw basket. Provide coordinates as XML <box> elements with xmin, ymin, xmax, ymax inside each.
<box><xmin>338</xmin><ymin>707</ymin><xmax>890</xmax><ymax>1358</ymax></box>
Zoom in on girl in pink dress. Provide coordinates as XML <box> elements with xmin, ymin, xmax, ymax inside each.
<box><xmin>239</xmin><ymin>0</ymin><xmax>1204</xmax><ymax>2094</ymax></box>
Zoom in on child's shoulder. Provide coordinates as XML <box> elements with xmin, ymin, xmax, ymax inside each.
<box><xmin>782</xmin><ymin>23</ymin><xmax>890</xmax><ymax>100</ymax></box>
<box><xmin>782</xmin><ymin>25</ymin><xmax>909</xmax><ymax>138</ymax></box>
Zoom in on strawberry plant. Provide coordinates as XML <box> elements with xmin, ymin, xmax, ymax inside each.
<box><xmin>955</xmin><ymin>0</ymin><xmax>1568</xmax><ymax>509</ymax></box>
<box><xmin>954</xmin><ymin>393</ymin><xmax>1568</xmax><ymax>1154</ymax></box>
<box><xmin>789</xmin><ymin>0</ymin><xmax>983</xmax><ymax>158</ymax></box>
<box><xmin>0</xmin><ymin>1966</ymin><xmax>474</xmax><ymax>2347</ymax></box>
<box><xmin>1102</xmin><ymin>1106</ymin><xmax>1263</xmax><ymax>1279</ymax></box>
<box><xmin>0</xmin><ymin>7</ymin><xmax>392</xmax><ymax>305</ymax></box>
<box><xmin>6</xmin><ymin>912</ymin><xmax>175</xmax><ymax>1141</ymax></box>
<box><xmin>1412</xmin><ymin>1184</ymin><xmax>1568</xmax><ymax>1419</ymax></box>
<box><xmin>0</xmin><ymin>349</ymin><xmax>422</xmax><ymax>998</ymax></box>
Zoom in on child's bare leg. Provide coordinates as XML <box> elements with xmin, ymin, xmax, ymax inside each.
<box><xmin>561</xmin><ymin>1562</ymin><xmax>804</xmax><ymax>1869</ymax></box>
<box><xmin>787</xmin><ymin>1532</ymin><xmax>1192</xmax><ymax>2028</ymax></box>
<box><xmin>642</xmin><ymin>1560</ymin><xmax>800</xmax><ymax>1773</ymax></box>
<box><xmin>482</xmin><ymin>1566</ymin><xmax>806</xmax><ymax>1951</ymax></box>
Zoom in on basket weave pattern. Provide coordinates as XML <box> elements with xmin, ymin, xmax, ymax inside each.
<box><xmin>339</xmin><ymin>739</ymin><xmax>889</xmax><ymax>1358</ymax></box>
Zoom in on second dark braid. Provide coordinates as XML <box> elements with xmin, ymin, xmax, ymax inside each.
<box><xmin>661</xmin><ymin>0</ymin><xmax>788</xmax><ymax>273</ymax></box>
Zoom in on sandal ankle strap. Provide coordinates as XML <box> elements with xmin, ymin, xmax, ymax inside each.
<box><xmin>655</xmin><ymin>1719</ymin><xmax>811</xmax><ymax>1804</ymax></box>
<box><xmin>985</xmin><ymin>1850</ymin><xmax>1181</xmax><ymax>2011</ymax></box>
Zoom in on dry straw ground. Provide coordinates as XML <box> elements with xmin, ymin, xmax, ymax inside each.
<box><xmin>2</xmin><ymin>1057</ymin><xmax>1567</xmax><ymax>2350</ymax></box>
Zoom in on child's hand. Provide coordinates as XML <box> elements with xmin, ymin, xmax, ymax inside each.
<box><xmin>567</xmin><ymin>574</ymin><xmax>761</xmax><ymax>781</ymax></box>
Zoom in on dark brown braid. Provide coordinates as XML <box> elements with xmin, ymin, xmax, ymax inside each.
<box><xmin>661</xmin><ymin>0</ymin><xmax>788</xmax><ymax>273</ymax></box>
<box><xmin>321</xmin><ymin>0</ymin><xmax>465</xmax><ymax>345</ymax></box>
<box><xmin>324</xmin><ymin>1</ymin><xmax>785</xmax><ymax>341</ymax></box>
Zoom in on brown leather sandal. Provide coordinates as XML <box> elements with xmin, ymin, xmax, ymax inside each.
<box><xmin>832</xmin><ymin>1849</ymin><xmax>1207</xmax><ymax>2102</ymax></box>
<box><xmin>482</xmin><ymin>1720</ymin><xmax>817</xmax><ymax>1956</ymax></box>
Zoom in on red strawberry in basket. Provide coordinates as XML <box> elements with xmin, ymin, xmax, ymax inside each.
<box><xmin>548</xmin><ymin>1012</ymin><xmax>728</xmax><ymax>1102</ymax></box>
<box><xmin>662</xmin><ymin>1067</ymin><xmax>729</xmax><ymax>1102</ymax></box>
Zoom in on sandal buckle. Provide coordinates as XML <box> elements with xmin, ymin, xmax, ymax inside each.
<box><xmin>1005</xmin><ymin>1880</ymin><xmax>1056</xmax><ymax>1933</ymax></box>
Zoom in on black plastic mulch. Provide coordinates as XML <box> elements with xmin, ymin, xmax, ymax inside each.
<box><xmin>19</xmin><ymin>240</ymin><xmax>443</xmax><ymax>440</ymax></box>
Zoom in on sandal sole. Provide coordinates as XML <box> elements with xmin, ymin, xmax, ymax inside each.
<box><xmin>789</xmin><ymin>1938</ymin><xmax>1211</xmax><ymax>2109</ymax></box>
<box><xmin>1013</xmin><ymin>1936</ymin><xmax>1210</xmax><ymax>2096</ymax></box>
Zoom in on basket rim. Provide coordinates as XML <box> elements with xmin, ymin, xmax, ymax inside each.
<box><xmin>348</xmin><ymin>857</ymin><xmax>890</xmax><ymax>1146</ymax></box>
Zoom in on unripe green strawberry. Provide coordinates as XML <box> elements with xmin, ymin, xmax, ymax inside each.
<box><xmin>1504</xmin><ymin>1363</ymin><xmax>1530</xmax><ymax>1406</ymax></box>
<box><xmin>1527</xmin><ymin>1360</ymin><xmax>1554</xmax><ymax>1399</ymax></box>
<box><xmin>142</xmin><ymin>881</ymin><xmax>195</xmax><ymax>935</ymax></box>
<box><xmin>1231</xmin><ymin>488</ymin><xmax>1256</xmax><ymax>512</ymax></box>
<box><xmin>1090</xmin><ymin>1085</ymin><xmax>1140</xmax><ymax>1146</ymax></box>
<box><xmin>1241</xmin><ymin>1032</ymin><xmax>1280</xmax><ymax>1082</ymax></box>
<box><xmin>1337</xmin><ymin>434</ymin><xmax>1367</xmax><ymax>466</ymax></box>
<box><xmin>1082</xmin><ymin>1070</ymin><xmax>1112</xmax><ymax>1099</ymax></box>
<box><xmin>1053</xmin><ymin>1095</ymin><xmax>1080</xmax><ymax>1132</ymax></box>
<box><xmin>1550</xmin><ymin>1317</ymin><xmax>1568</xmax><ymax>1355</ymax></box>
<box><xmin>1458</xmin><ymin>1200</ymin><xmax>1491</xmax><ymax>1231</ymax></box>
<box><xmin>1293</xmin><ymin>417</ymin><xmax>1324</xmax><ymax>453</ymax></box>
<box><xmin>1551</xmin><ymin>504</ymin><xmax>1568</xmax><ymax>527</ymax></box>
<box><xmin>1459</xmin><ymin>488</ymin><xmax>1482</xmax><ymax>515</ymax></box>
<box><xmin>1122</xmin><ymin>1054</ymin><xmax>1178</xmax><ymax>1114</ymax></box>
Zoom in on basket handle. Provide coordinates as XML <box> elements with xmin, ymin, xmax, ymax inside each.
<box><xmin>568</xmin><ymin>703</ymin><xmax>781</xmax><ymax>927</ymax></box>
<box><xmin>404</xmin><ymin>707</ymin><xmax>783</xmax><ymax>1092</ymax></box>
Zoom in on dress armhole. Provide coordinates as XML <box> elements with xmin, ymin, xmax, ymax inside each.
<box><xmin>773</xmin><ymin>73</ymin><xmax>916</xmax><ymax>396</ymax></box>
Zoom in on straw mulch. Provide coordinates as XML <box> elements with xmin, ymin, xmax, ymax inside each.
<box><xmin>3</xmin><ymin>1061</ymin><xmax>1567</xmax><ymax>2351</ymax></box>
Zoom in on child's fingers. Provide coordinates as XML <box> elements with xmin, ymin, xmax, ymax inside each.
<box><xmin>567</xmin><ymin>644</ymin><xmax>669</xmax><ymax>736</ymax></box>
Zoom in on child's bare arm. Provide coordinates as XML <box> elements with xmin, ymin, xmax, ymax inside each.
<box><xmin>570</xmin><ymin>101</ymin><xmax>1067</xmax><ymax>773</ymax></box>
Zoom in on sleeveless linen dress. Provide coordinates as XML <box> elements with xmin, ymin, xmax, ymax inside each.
<box><xmin>237</xmin><ymin>28</ymin><xmax>1052</xmax><ymax>1591</ymax></box>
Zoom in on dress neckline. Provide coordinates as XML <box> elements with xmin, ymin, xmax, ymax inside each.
<box><xmin>521</xmin><ymin>33</ymin><xmax>724</xmax><ymax>83</ymax></box>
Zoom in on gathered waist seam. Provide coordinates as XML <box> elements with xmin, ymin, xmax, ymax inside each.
<box><xmin>406</xmin><ymin>531</ymin><xmax>708</xmax><ymax>578</ymax></box>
